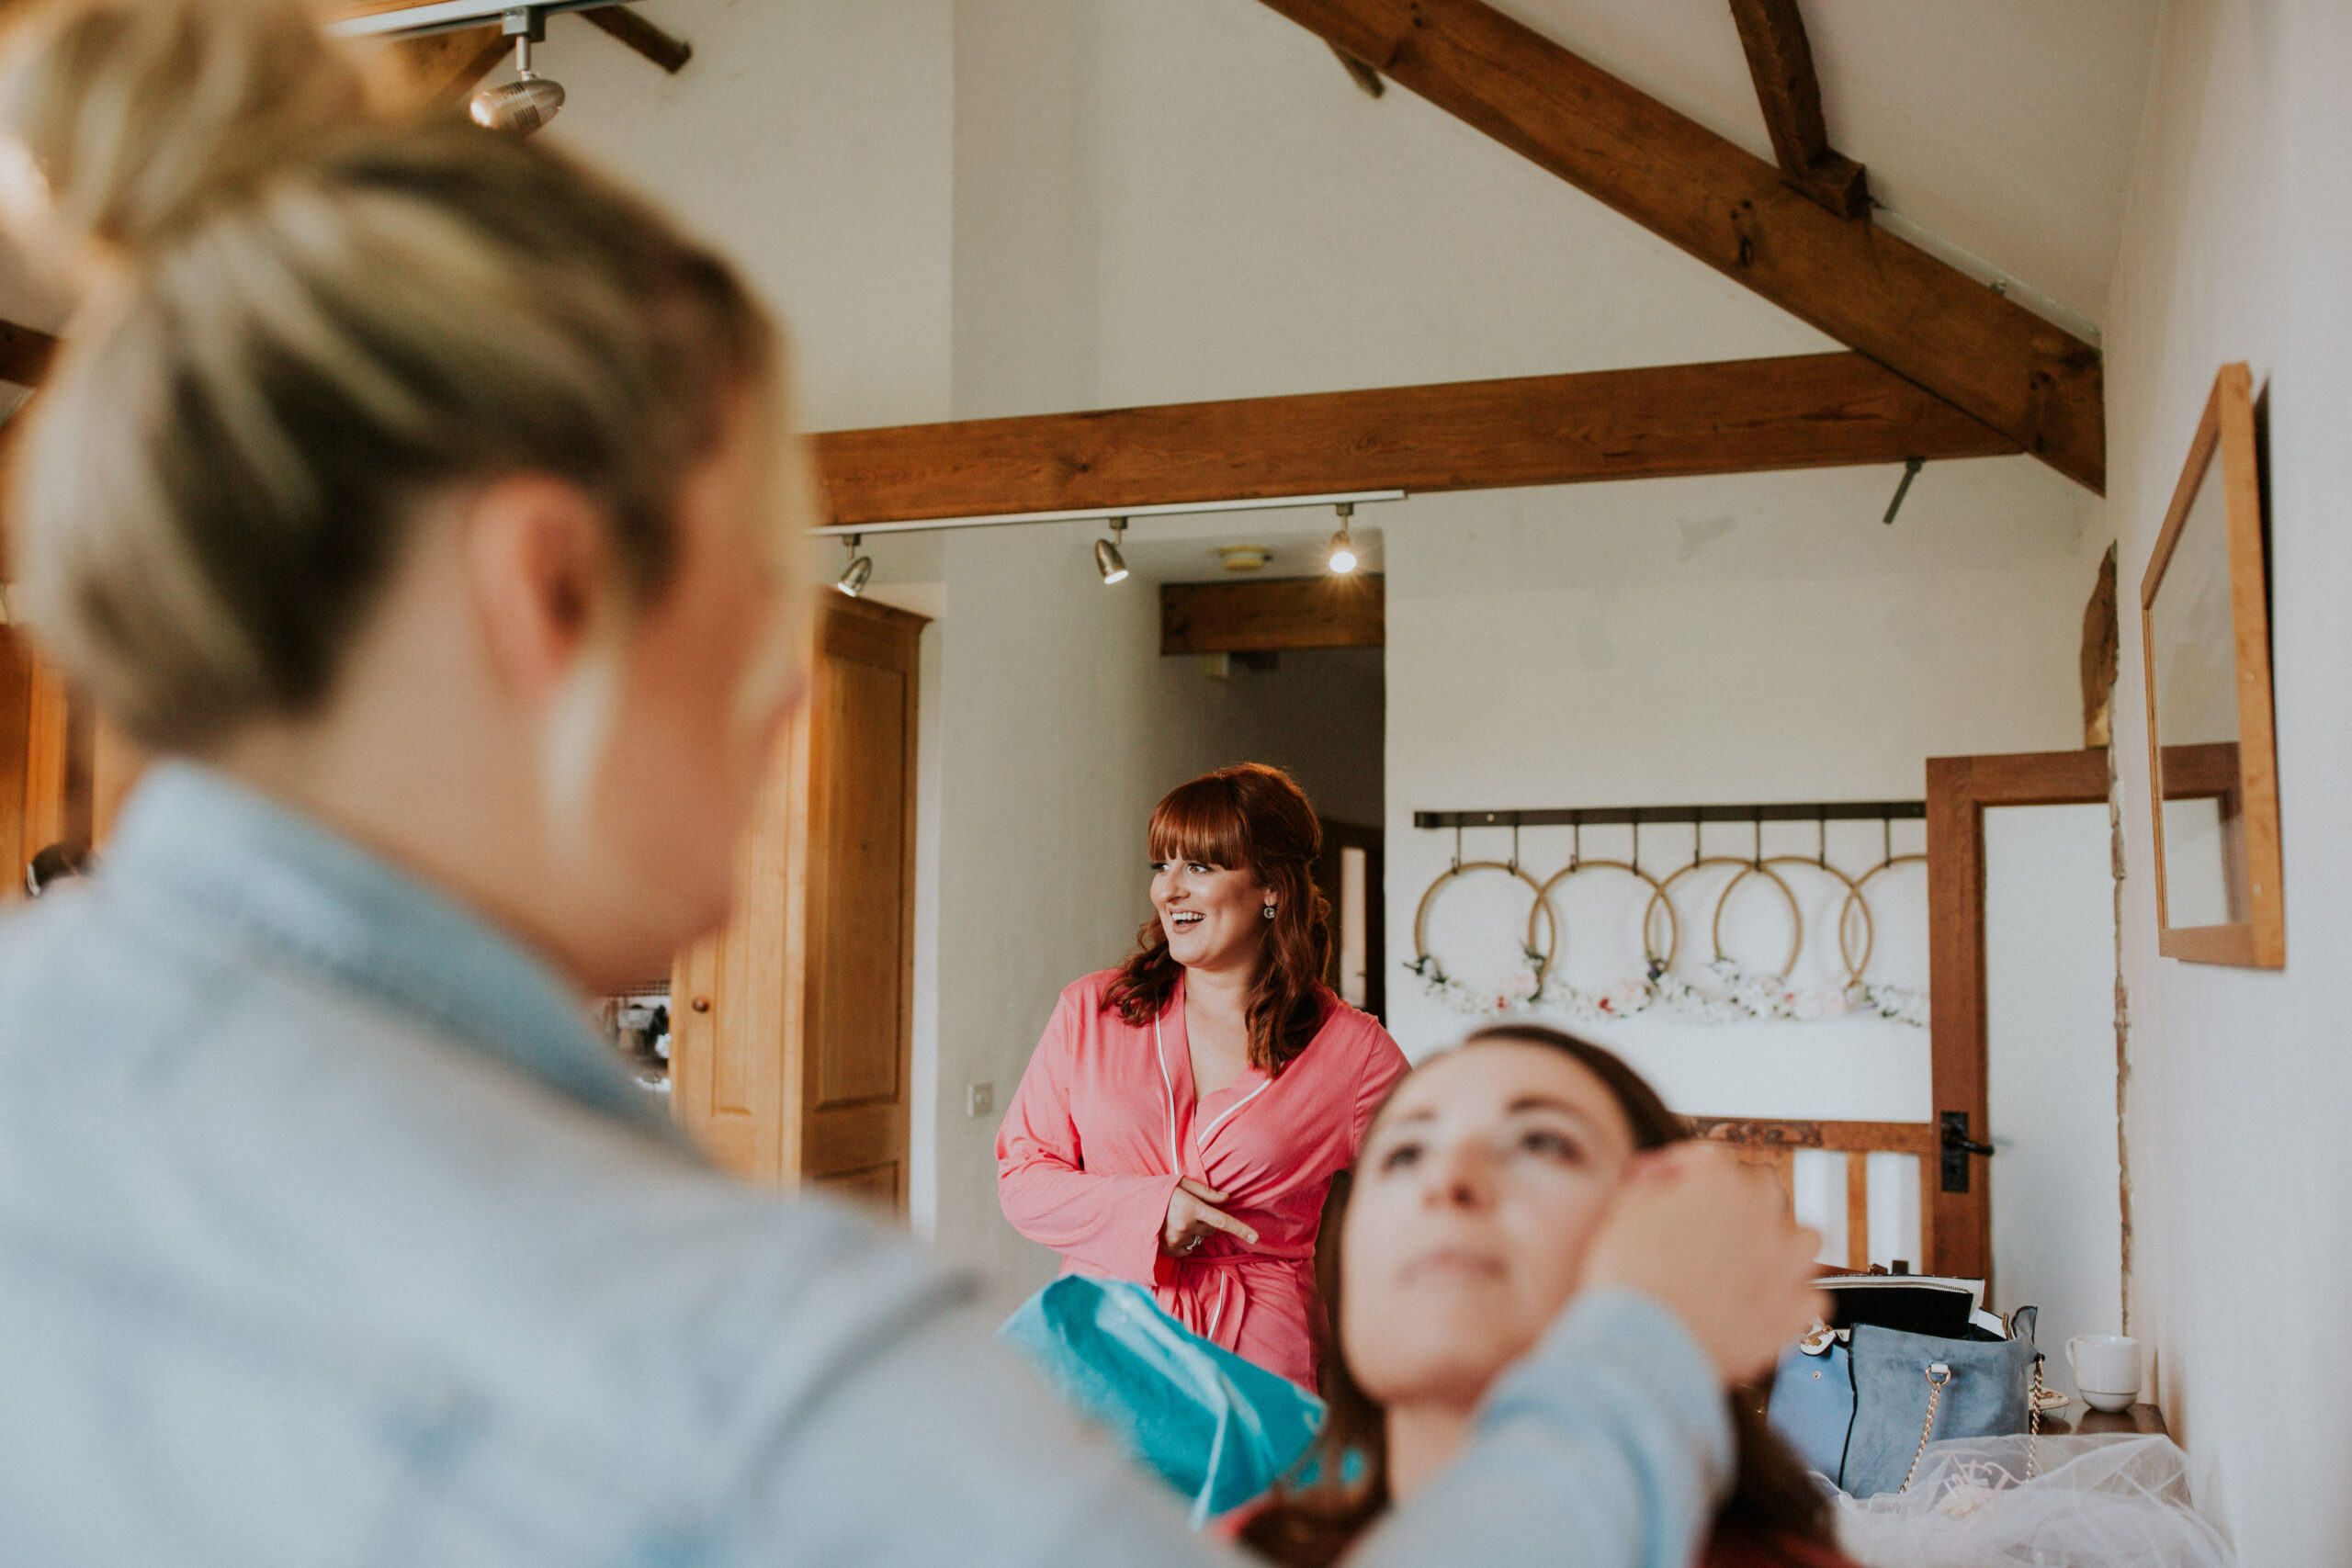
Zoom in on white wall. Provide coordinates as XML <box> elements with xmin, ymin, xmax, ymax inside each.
<box><xmin>2101</xmin><ymin>3</ymin><xmax>2352</xmax><ymax>1560</ymax></box>
<box><xmin>1381</xmin><ymin>460</ymin><xmax>2086</xmax><ymax>1111</ymax></box>
<box><xmin>541</xmin><ymin>0</ymin><xmax>956</xmax><ymax>430</ymax></box>
<box><xmin>951</xmin><ymin>0</ymin><xmax>1099</xmax><ymax>419</ymax></box>
<box><xmin>1086</xmin><ymin>0</ymin><xmax>1832</xmax><ymax>405</ymax></box>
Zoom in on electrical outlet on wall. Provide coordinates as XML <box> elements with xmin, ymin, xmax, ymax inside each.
<box><xmin>966</xmin><ymin>1081</ymin><xmax>995</xmax><ymax>1118</ymax></box>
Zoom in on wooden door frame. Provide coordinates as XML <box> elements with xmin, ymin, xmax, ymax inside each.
<box><xmin>1925</xmin><ymin>747</ymin><xmax>2109</xmax><ymax>1280</ymax></box>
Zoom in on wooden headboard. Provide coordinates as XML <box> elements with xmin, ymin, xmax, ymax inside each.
<box><xmin>1686</xmin><ymin>1117</ymin><xmax>1938</xmax><ymax>1273</ymax></box>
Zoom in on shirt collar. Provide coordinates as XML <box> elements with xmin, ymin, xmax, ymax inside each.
<box><xmin>100</xmin><ymin>761</ymin><xmax>675</xmax><ymax>1138</ymax></box>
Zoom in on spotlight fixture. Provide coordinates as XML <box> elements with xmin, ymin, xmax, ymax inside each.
<box><xmin>1095</xmin><ymin>518</ymin><xmax>1130</xmax><ymax>585</ymax></box>
<box><xmin>471</xmin><ymin>14</ymin><xmax>566</xmax><ymax>136</ymax></box>
<box><xmin>835</xmin><ymin>534</ymin><xmax>873</xmax><ymax>598</ymax></box>
<box><xmin>1326</xmin><ymin>502</ymin><xmax>1359</xmax><ymax>576</ymax></box>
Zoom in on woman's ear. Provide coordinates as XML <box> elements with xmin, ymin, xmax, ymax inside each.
<box><xmin>459</xmin><ymin>474</ymin><xmax>616</xmax><ymax>709</ymax></box>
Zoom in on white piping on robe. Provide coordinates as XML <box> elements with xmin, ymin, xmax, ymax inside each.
<box><xmin>1197</xmin><ymin>1076</ymin><xmax>1272</xmax><ymax>1145</ymax></box>
<box><xmin>1159</xmin><ymin>1017</ymin><xmax>1249</xmax><ymax>1347</ymax></box>
<box><xmin>1152</xmin><ymin>1016</ymin><xmax>1181</xmax><ymax>1170</ymax></box>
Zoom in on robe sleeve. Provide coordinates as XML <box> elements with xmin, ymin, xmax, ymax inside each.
<box><xmin>1350</xmin><ymin>1023</ymin><xmax>1411</xmax><ymax>1152</ymax></box>
<box><xmin>995</xmin><ymin>989</ymin><xmax>1181</xmax><ymax>1283</ymax></box>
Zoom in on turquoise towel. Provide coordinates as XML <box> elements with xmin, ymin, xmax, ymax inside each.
<box><xmin>998</xmin><ymin>1276</ymin><xmax>1325</xmax><ymax>1527</ymax></box>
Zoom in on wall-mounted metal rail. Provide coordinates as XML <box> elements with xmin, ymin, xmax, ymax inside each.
<box><xmin>1412</xmin><ymin>800</ymin><xmax>1926</xmax><ymax>830</ymax></box>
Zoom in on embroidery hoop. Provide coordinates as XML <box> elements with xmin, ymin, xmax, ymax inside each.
<box><xmin>1409</xmin><ymin>859</ymin><xmax>1557</xmax><ymax>1000</ymax></box>
<box><xmin>1653</xmin><ymin>856</ymin><xmax>1804</xmax><ymax>981</ymax></box>
<box><xmin>1526</xmin><ymin>859</ymin><xmax>1680</xmax><ymax>977</ymax></box>
<box><xmin>1842</xmin><ymin>852</ymin><xmax>1926</xmax><ymax>981</ymax></box>
<box><xmin>1754</xmin><ymin>854</ymin><xmax>1871</xmax><ymax>988</ymax></box>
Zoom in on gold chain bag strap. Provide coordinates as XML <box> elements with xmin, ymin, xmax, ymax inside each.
<box><xmin>1896</xmin><ymin>1352</ymin><xmax>2047</xmax><ymax>1495</ymax></box>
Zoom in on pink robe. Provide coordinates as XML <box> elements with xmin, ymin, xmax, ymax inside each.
<box><xmin>996</xmin><ymin>970</ymin><xmax>1408</xmax><ymax>1390</ymax></box>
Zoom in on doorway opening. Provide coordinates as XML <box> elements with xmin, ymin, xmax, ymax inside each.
<box><xmin>1180</xmin><ymin>644</ymin><xmax>1387</xmax><ymax>1022</ymax></box>
<box><xmin>1152</xmin><ymin>537</ymin><xmax>1388</xmax><ymax>1023</ymax></box>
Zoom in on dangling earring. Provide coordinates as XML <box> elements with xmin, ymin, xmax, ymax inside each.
<box><xmin>1262</xmin><ymin>903</ymin><xmax>1277</xmax><ymax>919</ymax></box>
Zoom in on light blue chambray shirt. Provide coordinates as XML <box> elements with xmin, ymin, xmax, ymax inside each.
<box><xmin>0</xmin><ymin>762</ymin><xmax>1731</xmax><ymax>1566</ymax></box>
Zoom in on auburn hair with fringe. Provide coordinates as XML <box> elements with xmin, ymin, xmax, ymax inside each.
<box><xmin>1103</xmin><ymin>764</ymin><xmax>1331</xmax><ymax>1076</ymax></box>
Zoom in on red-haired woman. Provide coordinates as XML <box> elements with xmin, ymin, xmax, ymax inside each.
<box><xmin>997</xmin><ymin>764</ymin><xmax>1408</xmax><ymax>1389</ymax></box>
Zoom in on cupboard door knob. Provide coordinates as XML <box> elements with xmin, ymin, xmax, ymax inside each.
<box><xmin>692</xmin><ymin>998</ymin><xmax>711</xmax><ymax>1013</ymax></box>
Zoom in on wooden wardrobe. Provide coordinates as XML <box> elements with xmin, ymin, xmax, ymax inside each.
<box><xmin>667</xmin><ymin>595</ymin><xmax>925</xmax><ymax>1210</ymax></box>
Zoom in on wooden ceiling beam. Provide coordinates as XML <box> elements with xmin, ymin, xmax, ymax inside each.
<box><xmin>1161</xmin><ymin>576</ymin><xmax>1385</xmax><ymax>655</ymax></box>
<box><xmin>1250</xmin><ymin>0</ymin><xmax>2104</xmax><ymax>493</ymax></box>
<box><xmin>813</xmin><ymin>351</ymin><xmax>2014</xmax><ymax>527</ymax></box>
<box><xmin>1727</xmin><ymin>0</ymin><xmax>1867</xmax><ymax>220</ymax></box>
<box><xmin>581</xmin><ymin>6</ymin><xmax>692</xmax><ymax>73</ymax></box>
<box><xmin>389</xmin><ymin>23</ymin><xmax>509</xmax><ymax>107</ymax></box>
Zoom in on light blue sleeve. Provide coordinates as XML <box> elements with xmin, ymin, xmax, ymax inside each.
<box><xmin>1350</xmin><ymin>1288</ymin><xmax>1735</xmax><ymax>1568</ymax></box>
<box><xmin>726</xmin><ymin>1282</ymin><xmax>1730</xmax><ymax>1568</ymax></box>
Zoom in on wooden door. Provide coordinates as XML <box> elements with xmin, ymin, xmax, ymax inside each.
<box><xmin>1924</xmin><ymin>748</ymin><xmax>2109</xmax><ymax>1280</ymax></box>
<box><xmin>797</xmin><ymin>603</ymin><xmax>921</xmax><ymax>1206</ymax></box>
<box><xmin>669</xmin><ymin>596</ymin><xmax>924</xmax><ymax>1210</ymax></box>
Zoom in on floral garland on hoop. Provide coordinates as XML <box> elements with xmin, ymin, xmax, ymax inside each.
<box><xmin>1403</xmin><ymin>947</ymin><xmax>1549</xmax><ymax>1019</ymax></box>
<box><xmin>1411</xmin><ymin>953</ymin><xmax>1927</xmax><ymax>1028</ymax></box>
<box><xmin>1408</xmin><ymin>842</ymin><xmax>1928</xmax><ymax>1027</ymax></box>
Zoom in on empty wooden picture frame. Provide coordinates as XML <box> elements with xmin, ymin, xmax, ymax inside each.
<box><xmin>2139</xmin><ymin>363</ymin><xmax>2284</xmax><ymax>966</ymax></box>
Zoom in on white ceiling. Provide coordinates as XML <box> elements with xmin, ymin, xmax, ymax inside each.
<box><xmin>1490</xmin><ymin>0</ymin><xmax>2161</xmax><ymax>333</ymax></box>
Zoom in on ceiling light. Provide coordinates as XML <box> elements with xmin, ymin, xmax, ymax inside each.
<box><xmin>471</xmin><ymin>16</ymin><xmax>566</xmax><ymax>135</ymax></box>
<box><xmin>1095</xmin><ymin>518</ymin><xmax>1130</xmax><ymax>585</ymax></box>
<box><xmin>1218</xmin><ymin>545</ymin><xmax>1273</xmax><ymax>573</ymax></box>
<box><xmin>835</xmin><ymin>534</ymin><xmax>872</xmax><ymax>597</ymax></box>
<box><xmin>1327</xmin><ymin>502</ymin><xmax>1359</xmax><ymax>575</ymax></box>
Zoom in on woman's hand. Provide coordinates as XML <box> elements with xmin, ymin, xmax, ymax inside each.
<box><xmin>1583</xmin><ymin>1143</ymin><xmax>1828</xmax><ymax>1384</ymax></box>
<box><xmin>1162</xmin><ymin>1177</ymin><xmax>1260</xmax><ymax>1257</ymax></box>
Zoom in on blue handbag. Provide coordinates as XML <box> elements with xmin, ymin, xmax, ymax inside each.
<box><xmin>1768</xmin><ymin>1286</ymin><xmax>2042</xmax><ymax>1498</ymax></box>
<box><xmin>1838</xmin><ymin>1323</ymin><xmax>2038</xmax><ymax>1496</ymax></box>
<box><xmin>998</xmin><ymin>1276</ymin><xmax>1325</xmax><ymax>1526</ymax></box>
<box><xmin>1767</xmin><ymin>1334</ymin><xmax>1856</xmax><ymax>1480</ymax></box>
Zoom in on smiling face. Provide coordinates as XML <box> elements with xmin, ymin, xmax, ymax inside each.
<box><xmin>1340</xmin><ymin>1042</ymin><xmax>1640</xmax><ymax>1412</ymax></box>
<box><xmin>1149</xmin><ymin>853</ymin><xmax>1274</xmax><ymax>978</ymax></box>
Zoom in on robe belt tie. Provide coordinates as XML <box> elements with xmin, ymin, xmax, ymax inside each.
<box><xmin>1156</xmin><ymin>1251</ymin><xmax>1310</xmax><ymax>1351</ymax></box>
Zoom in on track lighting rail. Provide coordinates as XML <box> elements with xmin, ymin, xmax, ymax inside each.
<box><xmin>806</xmin><ymin>489</ymin><xmax>1404</xmax><ymax>539</ymax></box>
<box><xmin>326</xmin><ymin>1</ymin><xmax>635</xmax><ymax>40</ymax></box>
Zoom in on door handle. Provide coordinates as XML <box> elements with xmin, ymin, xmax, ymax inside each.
<box><xmin>1939</xmin><ymin>1111</ymin><xmax>1993</xmax><ymax>1193</ymax></box>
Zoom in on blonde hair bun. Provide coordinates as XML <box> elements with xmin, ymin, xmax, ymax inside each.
<box><xmin>0</xmin><ymin>0</ymin><xmax>786</xmax><ymax>751</ymax></box>
<box><xmin>0</xmin><ymin>0</ymin><xmax>367</xmax><ymax>263</ymax></box>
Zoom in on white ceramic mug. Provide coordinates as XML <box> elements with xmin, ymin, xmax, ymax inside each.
<box><xmin>2066</xmin><ymin>1334</ymin><xmax>2143</xmax><ymax>1412</ymax></box>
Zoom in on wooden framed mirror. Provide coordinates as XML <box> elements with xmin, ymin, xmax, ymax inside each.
<box><xmin>2139</xmin><ymin>362</ymin><xmax>2283</xmax><ymax>966</ymax></box>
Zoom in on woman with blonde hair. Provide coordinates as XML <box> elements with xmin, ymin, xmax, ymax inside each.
<box><xmin>0</xmin><ymin>1</ymin><xmax>1826</xmax><ymax>1561</ymax></box>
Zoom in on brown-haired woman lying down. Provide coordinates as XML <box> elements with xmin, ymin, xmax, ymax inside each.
<box><xmin>1247</xmin><ymin>1025</ymin><xmax>1858</xmax><ymax>1568</ymax></box>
